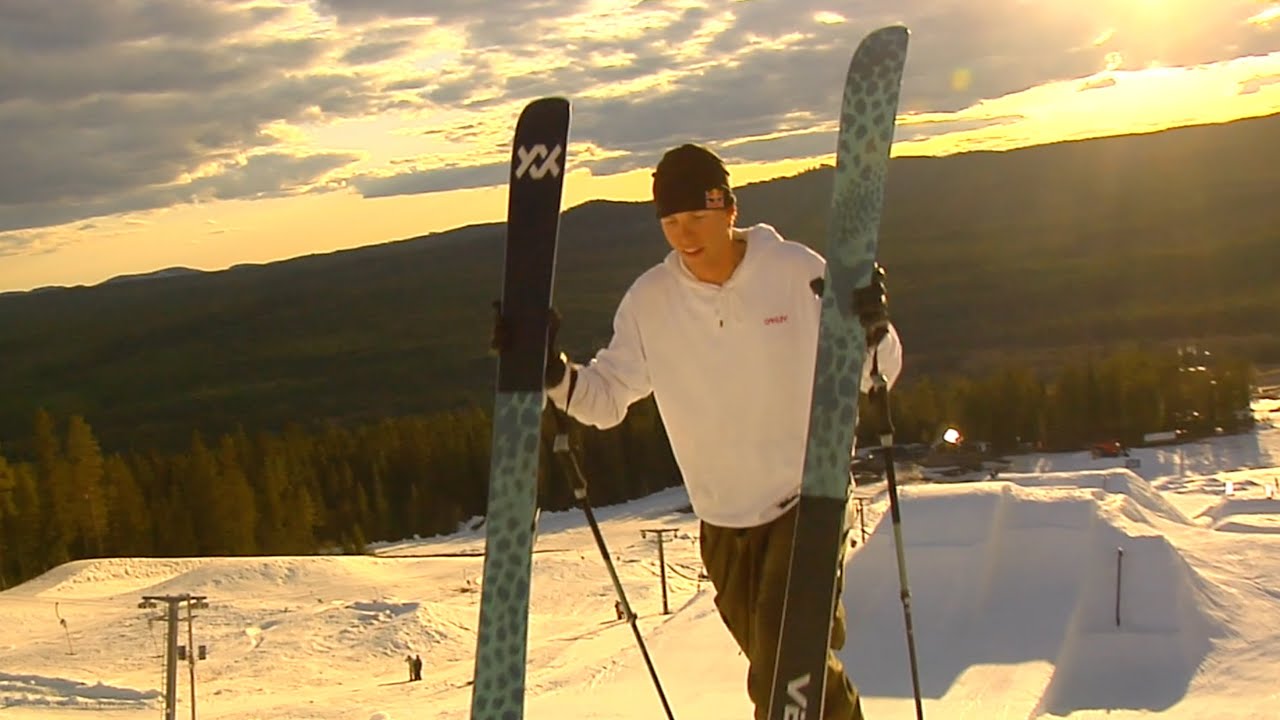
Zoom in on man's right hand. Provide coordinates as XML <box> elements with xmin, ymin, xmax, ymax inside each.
<box><xmin>491</xmin><ymin>300</ymin><xmax>567</xmax><ymax>388</ymax></box>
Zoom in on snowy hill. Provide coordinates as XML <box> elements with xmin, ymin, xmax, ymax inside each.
<box><xmin>2</xmin><ymin>400</ymin><xmax>1279</xmax><ymax>718</ymax></box>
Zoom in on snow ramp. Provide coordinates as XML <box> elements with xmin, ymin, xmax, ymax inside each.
<box><xmin>999</xmin><ymin>468</ymin><xmax>1194</xmax><ymax>525</ymax></box>
<box><xmin>13</xmin><ymin>555</ymin><xmax>425</xmax><ymax>600</ymax></box>
<box><xmin>1195</xmin><ymin>496</ymin><xmax>1280</xmax><ymax>533</ymax></box>
<box><xmin>842</xmin><ymin>481</ymin><xmax>1227</xmax><ymax>719</ymax></box>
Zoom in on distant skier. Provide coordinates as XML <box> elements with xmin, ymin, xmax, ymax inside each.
<box><xmin>405</xmin><ymin>653</ymin><xmax>415</xmax><ymax>682</ymax></box>
<box><xmin>412</xmin><ymin>654</ymin><xmax>423</xmax><ymax>681</ymax></box>
<box><xmin>540</xmin><ymin>144</ymin><xmax>902</xmax><ymax>720</ymax></box>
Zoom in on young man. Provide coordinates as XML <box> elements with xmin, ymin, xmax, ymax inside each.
<box><xmin>545</xmin><ymin>143</ymin><xmax>901</xmax><ymax>720</ymax></box>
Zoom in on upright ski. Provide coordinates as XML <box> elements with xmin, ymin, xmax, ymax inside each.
<box><xmin>470</xmin><ymin>97</ymin><xmax>570</xmax><ymax>720</ymax></box>
<box><xmin>768</xmin><ymin>26</ymin><xmax>910</xmax><ymax>720</ymax></box>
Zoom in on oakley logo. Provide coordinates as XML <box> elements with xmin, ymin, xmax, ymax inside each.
<box><xmin>515</xmin><ymin>144</ymin><xmax>563</xmax><ymax>180</ymax></box>
<box><xmin>764</xmin><ymin>315</ymin><xmax>789</xmax><ymax>326</ymax></box>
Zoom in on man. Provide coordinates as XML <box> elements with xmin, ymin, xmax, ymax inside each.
<box><xmin>543</xmin><ymin>143</ymin><xmax>901</xmax><ymax>719</ymax></box>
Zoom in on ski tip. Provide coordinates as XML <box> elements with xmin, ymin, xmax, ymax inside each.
<box><xmin>849</xmin><ymin>24</ymin><xmax>910</xmax><ymax>72</ymax></box>
<box><xmin>514</xmin><ymin>96</ymin><xmax>571</xmax><ymax>137</ymax></box>
<box><xmin>516</xmin><ymin>96</ymin><xmax>570</xmax><ymax>125</ymax></box>
<box><xmin>865</xmin><ymin>24</ymin><xmax>910</xmax><ymax>49</ymax></box>
<box><xmin>522</xmin><ymin>96</ymin><xmax>570</xmax><ymax>112</ymax></box>
<box><xmin>856</xmin><ymin>24</ymin><xmax>910</xmax><ymax>54</ymax></box>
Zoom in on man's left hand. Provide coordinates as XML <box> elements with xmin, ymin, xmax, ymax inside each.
<box><xmin>852</xmin><ymin>263</ymin><xmax>890</xmax><ymax>347</ymax></box>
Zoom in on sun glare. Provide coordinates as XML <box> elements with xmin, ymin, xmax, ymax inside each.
<box><xmin>892</xmin><ymin>53</ymin><xmax>1280</xmax><ymax>157</ymax></box>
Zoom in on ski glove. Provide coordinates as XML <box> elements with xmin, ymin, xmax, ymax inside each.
<box><xmin>852</xmin><ymin>263</ymin><xmax>890</xmax><ymax>348</ymax></box>
<box><xmin>490</xmin><ymin>300</ymin><xmax>567</xmax><ymax>388</ymax></box>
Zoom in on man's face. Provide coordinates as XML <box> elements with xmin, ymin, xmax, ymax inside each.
<box><xmin>660</xmin><ymin>207</ymin><xmax>738</xmax><ymax>283</ymax></box>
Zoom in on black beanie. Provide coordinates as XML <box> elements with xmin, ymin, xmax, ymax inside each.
<box><xmin>651</xmin><ymin>143</ymin><xmax>736</xmax><ymax>218</ymax></box>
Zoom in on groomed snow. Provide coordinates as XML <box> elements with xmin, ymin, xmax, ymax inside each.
<box><xmin>2</xmin><ymin>399</ymin><xmax>1279</xmax><ymax>719</ymax></box>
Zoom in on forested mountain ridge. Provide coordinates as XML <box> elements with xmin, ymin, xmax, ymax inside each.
<box><xmin>1</xmin><ymin>113</ymin><xmax>1276</xmax><ymax>452</ymax></box>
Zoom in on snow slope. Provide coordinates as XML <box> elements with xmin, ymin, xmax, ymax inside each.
<box><xmin>1</xmin><ymin>399</ymin><xmax>1278</xmax><ymax>719</ymax></box>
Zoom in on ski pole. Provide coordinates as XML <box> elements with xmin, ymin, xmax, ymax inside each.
<box><xmin>869</xmin><ymin>352</ymin><xmax>924</xmax><ymax>720</ymax></box>
<box><xmin>548</xmin><ymin>408</ymin><xmax>677</xmax><ymax>720</ymax></box>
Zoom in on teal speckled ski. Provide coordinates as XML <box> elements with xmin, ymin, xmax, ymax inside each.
<box><xmin>768</xmin><ymin>26</ymin><xmax>909</xmax><ymax>720</ymax></box>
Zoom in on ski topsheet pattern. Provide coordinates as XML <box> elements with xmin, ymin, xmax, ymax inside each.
<box><xmin>768</xmin><ymin>26</ymin><xmax>910</xmax><ymax>720</ymax></box>
<box><xmin>470</xmin><ymin>97</ymin><xmax>570</xmax><ymax>720</ymax></box>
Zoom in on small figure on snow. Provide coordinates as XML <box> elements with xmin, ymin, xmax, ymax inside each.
<box><xmin>412</xmin><ymin>654</ymin><xmax>423</xmax><ymax>681</ymax></box>
<box><xmin>405</xmin><ymin>653</ymin><xmax>415</xmax><ymax>682</ymax></box>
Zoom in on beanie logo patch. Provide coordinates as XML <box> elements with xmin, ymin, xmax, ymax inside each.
<box><xmin>705</xmin><ymin>188</ymin><xmax>726</xmax><ymax>209</ymax></box>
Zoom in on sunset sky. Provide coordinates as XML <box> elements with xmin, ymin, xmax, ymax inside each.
<box><xmin>1</xmin><ymin>0</ymin><xmax>1278</xmax><ymax>292</ymax></box>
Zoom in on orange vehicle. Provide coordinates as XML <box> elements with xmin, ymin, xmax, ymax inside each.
<box><xmin>1090</xmin><ymin>440</ymin><xmax>1128</xmax><ymax>458</ymax></box>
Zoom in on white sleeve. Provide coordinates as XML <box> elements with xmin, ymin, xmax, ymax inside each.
<box><xmin>547</xmin><ymin>290</ymin><xmax>653</xmax><ymax>429</ymax></box>
<box><xmin>860</xmin><ymin>322</ymin><xmax>903</xmax><ymax>393</ymax></box>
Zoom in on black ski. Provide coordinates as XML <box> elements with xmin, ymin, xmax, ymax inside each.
<box><xmin>469</xmin><ymin>96</ymin><xmax>570</xmax><ymax>720</ymax></box>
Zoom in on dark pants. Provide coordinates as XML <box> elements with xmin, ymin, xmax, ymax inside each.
<box><xmin>700</xmin><ymin>506</ymin><xmax>864</xmax><ymax>720</ymax></box>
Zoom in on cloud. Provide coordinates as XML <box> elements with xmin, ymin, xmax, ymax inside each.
<box><xmin>0</xmin><ymin>35</ymin><xmax>332</xmax><ymax>104</ymax></box>
<box><xmin>0</xmin><ymin>1</ymin><xmax>389</xmax><ymax>235</ymax></box>
<box><xmin>721</xmin><ymin>131</ymin><xmax>839</xmax><ymax>165</ymax></box>
<box><xmin>338</xmin><ymin>22</ymin><xmax>432</xmax><ymax>65</ymax></box>
<box><xmin>0</xmin><ymin>151</ymin><xmax>359</xmax><ymax>234</ymax></box>
<box><xmin>347</xmin><ymin>0</ymin><xmax>1277</xmax><ymax>190</ymax></box>
<box><xmin>896</xmin><ymin>114</ymin><xmax>1026</xmax><ymax>142</ymax></box>
<box><xmin>351</xmin><ymin>162</ymin><xmax>509</xmax><ymax>198</ymax></box>
<box><xmin>1080</xmin><ymin>77</ymin><xmax>1119</xmax><ymax>92</ymax></box>
<box><xmin>342</xmin><ymin>38</ymin><xmax>416</xmax><ymax>65</ymax></box>
<box><xmin>0</xmin><ymin>0</ymin><xmax>277</xmax><ymax>54</ymax></box>
<box><xmin>187</xmin><ymin>152</ymin><xmax>361</xmax><ymax>201</ymax></box>
<box><xmin>0</xmin><ymin>228</ymin><xmax>71</xmax><ymax>258</ymax></box>
<box><xmin>0</xmin><ymin>0</ymin><xmax>1273</xmax><ymax>245</ymax></box>
<box><xmin>0</xmin><ymin>231</ymin><xmax>33</xmax><ymax>258</ymax></box>
<box><xmin>1248</xmin><ymin>5</ymin><xmax>1280</xmax><ymax>28</ymax></box>
<box><xmin>314</xmin><ymin>0</ymin><xmax>599</xmax><ymax>48</ymax></box>
<box><xmin>1238</xmin><ymin>73</ymin><xmax>1280</xmax><ymax>94</ymax></box>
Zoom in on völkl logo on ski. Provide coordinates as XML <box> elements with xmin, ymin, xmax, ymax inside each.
<box><xmin>784</xmin><ymin>673</ymin><xmax>810</xmax><ymax>720</ymax></box>
<box><xmin>514</xmin><ymin>144</ymin><xmax>563</xmax><ymax>180</ymax></box>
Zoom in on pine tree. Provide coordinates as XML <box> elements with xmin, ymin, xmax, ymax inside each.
<box><xmin>366</xmin><ymin>464</ymin><xmax>391</xmax><ymax>543</ymax></box>
<box><xmin>214</xmin><ymin>436</ymin><xmax>259</xmax><ymax>555</ymax></box>
<box><xmin>184</xmin><ymin>433</ymin><xmax>221</xmax><ymax>554</ymax></box>
<box><xmin>346</xmin><ymin>524</ymin><xmax>368</xmax><ymax>555</ymax></box>
<box><xmin>0</xmin><ymin>452</ymin><xmax>16</xmax><ymax>586</ymax></box>
<box><xmin>127</xmin><ymin>452</ymin><xmax>166</xmax><ymax>552</ymax></box>
<box><xmin>104</xmin><ymin>454</ymin><xmax>151</xmax><ymax>556</ymax></box>
<box><xmin>255</xmin><ymin>447</ymin><xmax>293</xmax><ymax>552</ymax></box>
<box><xmin>32</xmin><ymin>410</ymin><xmax>72</xmax><ymax>564</ymax></box>
<box><xmin>283</xmin><ymin>480</ymin><xmax>318</xmax><ymax>553</ymax></box>
<box><xmin>65</xmin><ymin>415</ymin><xmax>108</xmax><ymax>557</ymax></box>
<box><xmin>3</xmin><ymin>462</ymin><xmax>43</xmax><ymax>580</ymax></box>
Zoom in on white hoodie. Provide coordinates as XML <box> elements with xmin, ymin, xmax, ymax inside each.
<box><xmin>549</xmin><ymin>223</ymin><xmax>902</xmax><ymax>528</ymax></box>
